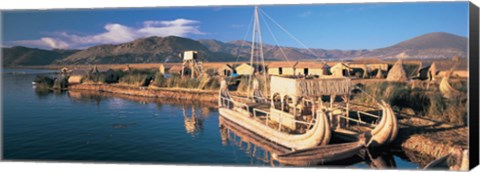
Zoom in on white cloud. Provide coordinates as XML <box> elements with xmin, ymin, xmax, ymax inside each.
<box><xmin>9</xmin><ymin>18</ymin><xmax>205</xmax><ymax>49</ymax></box>
<box><xmin>10</xmin><ymin>37</ymin><xmax>69</xmax><ymax>49</ymax></box>
<box><xmin>40</xmin><ymin>37</ymin><xmax>70</xmax><ymax>49</ymax></box>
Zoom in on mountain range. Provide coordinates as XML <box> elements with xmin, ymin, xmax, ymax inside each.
<box><xmin>2</xmin><ymin>32</ymin><xmax>467</xmax><ymax>67</ymax></box>
<box><xmin>2</xmin><ymin>46</ymin><xmax>79</xmax><ymax>66</ymax></box>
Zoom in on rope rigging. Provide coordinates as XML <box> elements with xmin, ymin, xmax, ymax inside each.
<box><xmin>258</xmin><ymin>8</ymin><xmax>326</xmax><ymax>64</ymax></box>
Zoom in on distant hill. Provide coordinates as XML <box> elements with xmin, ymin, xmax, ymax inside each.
<box><xmin>2</xmin><ymin>32</ymin><xmax>468</xmax><ymax>66</ymax></box>
<box><xmin>199</xmin><ymin>32</ymin><xmax>466</xmax><ymax>61</ymax></box>
<box><xmin>357</xmin><ymin>32</ymin><xmax>467</xmax><ymax>59</ymax></box>
<box><xmin>2</xmin><ymin>46</ymin><xmax>78</xmax><ymax>67</ymax></box>
<box><xmin>56</xmin><ymin>36</ymin><xmax>235</xmax><ymax>65</ymax></box>
<box><xmin>199</xmin><ymin>39</ymin><xmax>368</xmax><ymax>61</ymax></box>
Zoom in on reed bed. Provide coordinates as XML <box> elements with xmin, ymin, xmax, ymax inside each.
<box><xmin>354</xmin><ymin>80</ymin><xmax>467</xmax><ymax>126</ymax></box>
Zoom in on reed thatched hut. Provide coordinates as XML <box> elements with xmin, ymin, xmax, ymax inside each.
<box><xmin>217</xmin><ymin>64</ymin><xmax>235</xmax><ymax>76</ymax></box>
<box><xmin>295</xmin><ymin>62</ymin><xmax>329</xmax><ymax>76</ymax></box>
<box><xmin>267</xmin><ymin>61</ymin><xmax>298</xmax><ymax>75</ymax></box>
<box><xmin>235</xmin><ymin>63</ymin><xmax>255</xmax><ymax>75</ymax></box>
<box><xmin>330</xmin><ymin>63</ymin><xmax>352</xmax><ymax>77</ymax></box>
<box><xmin>350</xmin><ymin>59</ymin><xmax>389</xmax><ymax>71</ymax></box>
<box><xmin>347</xmin><ymin>63</ymin><xmax>368</xmax><ymax>78</ymax></box>
<box><xmin>386</xmin><ymin>60</ymin><xmax>408</xmax><ymax>82</ymax></box>
<box><xmin>348</xmin><ymin>60</ymin><xmax>388</xmax><ymax>78</ymax></box>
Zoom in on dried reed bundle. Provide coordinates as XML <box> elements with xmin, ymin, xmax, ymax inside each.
<box><xmin>386</xmin><ymin>60</ymin><xmax>408</xmax><ymax>82</ymax></box>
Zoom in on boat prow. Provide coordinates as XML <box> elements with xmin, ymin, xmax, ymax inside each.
<box><xmin>365</xmin><ymin>100</ymin><xmax>398</xmax><ymax>147</ymax></box>
<box><xmin>334</xmin><ymin>100</ymin><xmax>398</xmax><ymax>148</ymax></box>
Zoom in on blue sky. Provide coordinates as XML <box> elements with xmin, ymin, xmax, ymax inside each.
<box><xmin>1</xmin><ymin>2</ymin><xmax>469</xmax><ymax>50</ymax></box>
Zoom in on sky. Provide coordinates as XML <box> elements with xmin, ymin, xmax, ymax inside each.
<box><xmin>1</xmin><ymin>2</ymin><xmax>470</xmax><ymax>50</ymax></box>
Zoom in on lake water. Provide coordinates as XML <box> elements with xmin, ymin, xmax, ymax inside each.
<box><xmin>2</xmin><ymin>68</ymin><xmax>421</xmax><ymax>169</ymax></box>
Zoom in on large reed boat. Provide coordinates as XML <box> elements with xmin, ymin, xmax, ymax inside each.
<box><xmin>217</xmin><ymin>5</ymin><xmax>398</xmax><ymax>165</ymax></box>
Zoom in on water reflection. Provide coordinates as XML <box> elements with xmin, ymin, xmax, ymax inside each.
<box><xmin>34</xmin><ymin>87</ymin><xmax>68</xmax><ymax>99</ymax></box>
<box><xmin>34</xmin><ymin>87</ymin><xmax>52</xmax><ymax>98</ymax></box>
<box><xmin>68</xmin><ymin>90</ymin><xmax>104</xmax><ymax>105</ymax></box>
<box><xmin>66</xmin><ymin>90</ymin><xmax>217</xmax><ymax>110</ymax></box>
<box><xmin>64</xmin><ymin>90</ymin><xmax>213</xmax><ymax>136</ymax></box>
<box><xmin>219</xmin><ymin>116</ymin><xmax>279</xmax><ymax>166</ymax></box>
<box><xmin>182</xmin><ymin>105</ymin><xmax>204</xmax><ymax>135</ymax></box>
<box><xmin>219</xmin><ymin>116</ymin><xmax>403</xmax><ymax>168</ymax></box>
<box><xmin>358</xmin><ymin>148</ymin><xmax>397</xmax><ymax>169</ymax></box>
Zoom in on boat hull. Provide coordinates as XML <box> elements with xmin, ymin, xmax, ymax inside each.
<box><xmin>272</xmin><ymin>141</ymin><xmax>364</xmax><ymax>166</ymax></box>
<box><xmin>219</xmin><ymin>107</ymin><xmax>331</xmax><ymax>150</ymax></box>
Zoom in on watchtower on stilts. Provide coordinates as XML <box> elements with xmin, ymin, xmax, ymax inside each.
<box><xmin>180</xmin><ymin>51</ymin><xmax>204</xmax><ymax>79</ymax></box>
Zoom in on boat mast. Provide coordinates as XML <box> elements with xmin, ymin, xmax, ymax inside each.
<box><xmin>247</xmin><ymin>6</ymin><xmax>267</xmax><ymax>100</ymax></box>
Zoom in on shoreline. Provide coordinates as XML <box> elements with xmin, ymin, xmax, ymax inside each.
<box><xmin>69</xmin><ymin>84</ymin><xmax>219</xmax><ymax>105</ymax></box>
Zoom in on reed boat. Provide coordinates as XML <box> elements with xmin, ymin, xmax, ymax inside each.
<box><xmin>218</xmin><ymin>6</ymin><xmax>336</xmax><ymax>151</ymax></box>
<box><xmin>219</xmin><ymin>76</ymin><xmax>333</xmax><ymax>150</ymax></box>
<box><xmin>218</xmin><ymin>6</ymin><xmax>398</xmax><ymax>157</ymax></box>
<box><xmin>220</xmin><ymin>115</ymin><xmax>365</xmax><ymax>166</ymax></box>
<box><xmin>219</xmin><ymin>75</ymin><xmax>398</xmax><ymax>150</ymax></box>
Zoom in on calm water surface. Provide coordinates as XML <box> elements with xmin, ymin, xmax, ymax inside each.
<box><xmin>2</xmin><ymin>68</ymin><xmax>421</xmax><ymax>169</ymax></box>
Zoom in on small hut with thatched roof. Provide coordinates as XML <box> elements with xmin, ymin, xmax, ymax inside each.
<box><xmin>350</xmin><ymin>58</ymin><xmax>389</xmax><ymax>71</ymax></box>
<box><xmin>295</xmin><ymin>62</ymin><xmax>329</xmax><ymax>76</ymax></box>
<box><xmin>217</xmin><ymin>64</ymin><xmax>235</xmax><ymax>76</ymax></box>
<box><xmin>267</xmin><ymin>61</ymin><xmax>298</xmax><ymax>75</ymax></box>
<box><xmin>386</xmin><ymin>60</ymin><xmax>408</xmax><ymax>82</ymax></box>
<box><xmin>346</xmin><ymin>63</ymin><xmax>368</xmax><ymax>78</ymax></box>
<box><xmin>330</xmin><ymin>63</ymin><xmax>352</xmax><ymax>77</ymax></box>
<box><xmin>235</xmin><ymin>63</ymin><xmax>255</xmax><ymax>75</ymax></box>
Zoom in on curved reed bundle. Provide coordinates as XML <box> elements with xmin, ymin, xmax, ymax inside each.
<box><xmin>439</xmin><ymin>70</ymin><xmax>461</xmax><ymax>99</ymax></box>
